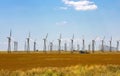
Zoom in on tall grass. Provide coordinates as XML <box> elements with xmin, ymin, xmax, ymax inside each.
<box><xmin>0</xmin><ymin>65</ymin><xmax>120</xmax><ymax>76</ymax></box>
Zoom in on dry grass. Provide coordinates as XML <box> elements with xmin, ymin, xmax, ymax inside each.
<box><xmin>0</xmin><ymin>65</ymin><xmax>120</xmax><ymax>76</ymax></box>
<box><xmin>0</xmin><ymin>52</ymin><xmax>120</xmax><ymax>75</ymax></box>
<box><xmin>0</xmin><ymin>51</ymin><xmax>120</xmax><ymax>71</ymax></box>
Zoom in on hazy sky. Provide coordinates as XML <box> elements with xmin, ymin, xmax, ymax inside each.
<box><xmin>0</xmin><ymin>0</ymin><xmax>120</xmax><ymax>50</ymax></box>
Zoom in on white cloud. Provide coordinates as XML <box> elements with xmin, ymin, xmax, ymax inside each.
<box><xmin>56</xmin><ymin>21</ymin><xmax>68</xmax><ymax>26</ymax></box>
<box><xmin>59</xmin><ymin>7</ymin><xmax>68</xmax><ymax>10</ymax></box>
<box><xmin>62</xmin><ymin>0</ymin><xmax>97</xmax><ymax>11</ymax></box>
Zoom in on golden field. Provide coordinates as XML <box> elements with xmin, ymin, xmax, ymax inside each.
<box><xmin>0</xmin><ymin>51</ymin><xmax>120</xmax><ymax>76</ymax></box>
<box><xmin>0</xmin><ymin>65</ymin><xmax>120</xmax><ymax>76</ymax></box>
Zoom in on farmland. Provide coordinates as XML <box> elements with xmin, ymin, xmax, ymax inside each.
<box><xmin>1</xmin><ymin>65</ymin><xmax>120</xmax><ymax>76</ymax></box>
<box><xmin>0</xmin><ymin>51</ymin><xmax>120</xmax><ymax>71</ymax></box>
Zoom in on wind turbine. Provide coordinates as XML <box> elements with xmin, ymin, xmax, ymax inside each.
<box><xmin>116</xmin><ymin>40</ymin><xmax>119</xmax><ymax>52</ymax></box>
<box><xmin>76</xmin><ymin>39</ymin><xmax>80</xmax><ymax>51</ymax></box>
<box><xmin>14</xmin><ymin>41</ymin><xmax>18</xmax><ymax>51</ymax></box>
<box><xmin>92</xmin><ymin>37</ymin><xmax>98</xmax><ymax>53</ymax></box>
<box><xmin>88</xmin><ymin>44</ymin><xmax>91</xmax><ymax>52</ymax></box>
<box><xmin>50</xmin><ymin>40</ymin><xmax>54</xmax><ymax>52</ymax></box>
<box><xmin>77</xmin><ymin>44</ymin><xmax>80</xmax><ymax>51</ymax></box>
<box><xmin>58</xmin><ymin>34</ymin><xmax>62</xmax><ymax>53</ymax></box>
<box><xmin>101</xmin><ymin>36</ymin><xmax>105</xmax><ymax>52</ymax></box>
<box><xmin>33</xmin><ymin>40</ymin><xmax>37</xmax><ymax>52</ymax></box>
<box><xmin>92</xmin><ymin>39</ymin><xmax>95</xmax><ymax>53</ymax></box>
<box><xmin>71</xmin><ymin>34</ymin><xmax>74</xmax><ymax>53</ymax></box>
<box><xmin>24</xmin><ymin>40</ymin><xmax>27</xmax><ymax>51</ymax></box>
<box><xmin>7</xmin><ymin>30</ymin><xmax>12</xmax><ymax>53</ymax></box>
<box><xmin>43</xmin><ymin>33</ymin><xmax>48</xmax><ymax>52</ymax></box>
<box><xmin>82</xmin><ymin>36</ymin><xmax>85</xmax><ymax>51</ymax></box>
<box><xmin>64</xmin><ymin>40</ymin><xmax>67</xmax><ymax>51</ymax></box>
<box><xmin>26</xmin><ymin>32</ymin><xmax>30</xmax><ymax>52</ymax></box>
<box><xmin>109</xmin><ymin>37</ymin><xmax>112</xmax><ymax>52</ymax></box>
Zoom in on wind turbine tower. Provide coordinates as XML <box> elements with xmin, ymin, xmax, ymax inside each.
<box><xmin>14</xmin><ymin>41</ymin><xmax>18</xmax><ymax>51</ymax></box>
<box><xmin>33</xmin><ymin>40</ymin><xmax>36</xmax><ymax>52</ymax></box>
<box><xmin>43</xmin><ymin>33</ymin><xmax>48</xmax><ymax>52</ymax></box>
<box><xmin>88</xmin><ymin>44</ymin><xmax>91</xmax><ymax>52</ymax></box>
<box><xmin>109</xmin><ymin>37</ymin><xmax>112</xmax><ymax>52</ymax></box>
<box><xmin>24</xmin><ymin>40</ymin><xmax>27</xmax><ymax>51</ymax></box>
<box><xmin>64</xmin><ymin>41</ymin><xmax>67</xmax><ymax>51</ymax></box>
<box><xmin>92</xmin><ymin>40</ymin><xmax>95</xmax><ymax>53</ymax></box>
<box><xmin>82</xmin><ymin>36</ymin><xmax>85</xmax><ymax>51</ymax></box>
<box><xmin>71</xmin><ymin>34</ymin><xmax>74</xmax><ymax>53</ymax></box>
<box><xmin>101</xmin><ymin>37</ymin><xmax>105</xmax><ymax>52</ymax></box>
<box><xmin>58</xmin><ymin>34</ymin><xmax>62</xmax><ymax>53</ymax></box>
<box><xmin>116</xmin><ymin>41</ymin><xmax>119</xmax><ymax>52</ymax></box>
<box><xmin>26</xmin><ymin>33</ymin><xmax>30</xmax><ymax>52</ymax></box>
<box><xmin>50</xmin><ymin>41</ymin><xmax>53</xmax><ymax>51</ymax></box>
<box><xmin>7</xmin><ymin>30</ymin><xmax>12</xmax><ymax>53</ymax></box>
<box><xmin>77</xmin><ymin>44</ymin><xmax>80</xmax><ymax>51</ymax></box>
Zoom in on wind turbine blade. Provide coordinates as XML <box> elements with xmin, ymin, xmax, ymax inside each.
<box><xmin>72</xmin><ymin>34</ymin><xmax>74</xmax><ymax>39</ymax></box>
<box><xmin>10</xmin><ymin>29</ymin><xmax>12</xmax><ymax>37</ymax></box>
<box><xmin>94</xmin><ymin>36</ymin><xmax>97</xmax><ymax>40</ymax></box>
<box><xmin>111</xmin><ymin>36</ymin><xmax>112</xmax><ymax>41</ymax></box>
<box><xmin>29</xmin><ymin>32</ymin><xmax>31</xmax><ymax>38</ymax></box>
<box><xmin>46</xmin><ymin>33</ymin><xmax>48</xmax><ymax>39</ymax></box>
<box><xmin>60</xmin><ymin>34</ymin><xmax>62</xmax><ymax>39</ymax></box>
<box><xmin>103</xmin><ymin>36</ymin><xmax>105</xmax><ymax>40</ymax></box>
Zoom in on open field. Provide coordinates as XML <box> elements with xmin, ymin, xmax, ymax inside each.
<box><xmin>0</xmin><ymin>51</ymin><xmax>120</xmax><ymax>71</ymax></box>
<box><xmin>1</xmin><ymin>65</ymin><xmax>120</xmax><ymax>76</ymax></box>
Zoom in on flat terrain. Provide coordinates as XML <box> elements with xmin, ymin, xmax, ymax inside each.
<box><xmin>0</xmin><ymin>52</ymin><xmax>120</xmax><ymax>71</ymax></box>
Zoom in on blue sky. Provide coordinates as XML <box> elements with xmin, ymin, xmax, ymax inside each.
<box><xmin>0</xmin><ymin>0</ymin><xmax>120</xmax><ymax>50</ymax></box>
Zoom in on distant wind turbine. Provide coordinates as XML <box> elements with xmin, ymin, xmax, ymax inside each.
<box><xmin>116</xmin><ymin>40</ymin><xmax>119</xmax><ymax>52</ymax></box>
<box><xmin>82</xmin><ymin>36</ymin><xmax>85</xmax><ymax>51</ymax></box>
<box><xmin>77</xmin><ymin>44</ymin><xmax>80</xmax><ymax>51</ymax></box>
<box><xmin>7</xmin><ymin>30</ymin><xmax>12</xmax><ymax>53</ymax></box>
<box><xmin>24</xmin><ymin>40</ymin><xmax>27</xmax><ymax>51</ymax></box>
<box><xmin>33</xmin><ymin>40</ymin><xmax>37</xmax><ymax>52</ymax></box>
<box><xmin>109</xmin><ymin>37</ymin><xmax>112</xmax><ymax>52</ymax></box>
<box><xmin>49</xmin><ymin>40</ymin><xmax>54</xmax><ymax>51</ymax></box>
<box><xmin>101</xmin><ymin>36</ymin><xmax>105</xmax><ymax>52</ymax></box>
<box><xmin>64</xmin><ymin>41</ymin><xmax>67</xmax><ymax>51</ymax></box>
<box><xmin>14</xmin><ymin>41</ymin><xmax>18</xmax><ymax>51</ymax></box>
<box><xmin>43</xmin><ymin>33</ymin><xmax>48</xmax><ymax>52</ymax></box>
<box><xmin>92</xmin><ymin>37</ymin><xmax>98</xmax><ymax>53</ymax></box>
<box><xmin>71</xmin><ymin>34</ymin><xmax>74</xmax><ymax>53</ymax></box>
<box><xmin>26</xmin><ymin>32</ymin><xmax>31</xmax><ymax>52</ymax></box>
<box><xmin>58</xmin><ymin>34</ymin><xmax>62</xmax><ymax>53</ymax></box>
<box><xmin>92</xmin><ymin>39</ymin><xmax>95</xmax><ymax>53</ymax></box>
<box><xmin>88</xmin><ymin>44</ymin><xmax>91</xmax><ymax>52</ymax></box>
